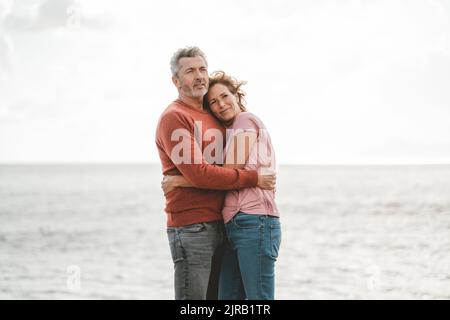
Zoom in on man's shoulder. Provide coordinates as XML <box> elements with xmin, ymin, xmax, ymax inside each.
<box><xmin>161</xmin><ymin>100</ymin><xmax>181</xmax><ymax>114</ymax></box>
<box><xmin>156</xmin><ymin>101</ymin><xmax>194</xmax><ymax>136</ymax></box>
<box><xmin>159</xmin><ymin>101</ymin><xmax>190</xmax><ymax>121</ymax></box>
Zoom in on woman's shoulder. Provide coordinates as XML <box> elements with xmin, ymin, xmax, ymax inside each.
<box><xmin>233</xmin><ymin>111</ymin><xmax>265</xmax><ymax>129</ymax></box>
<box><xmin>236</xmin><ymin>111</ymin><xmax>257</xmax><ymax>120</ymax></box>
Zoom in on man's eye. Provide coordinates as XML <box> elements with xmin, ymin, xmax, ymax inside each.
<box><xmin>210</xmin><ymin>101</ymin><xmax>216</xmax><ymax>105</ymax></box>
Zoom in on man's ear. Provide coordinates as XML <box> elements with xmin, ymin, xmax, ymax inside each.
<box><xmin>172</xmin><ymin>75</ymin><xmax>180</xmax><ymax>89</ymax></box>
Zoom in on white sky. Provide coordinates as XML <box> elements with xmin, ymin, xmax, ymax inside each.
<box><xmin>0</xmin><ymin>0</ymin><xmax>449</xmax><ymax>164</ymax></box>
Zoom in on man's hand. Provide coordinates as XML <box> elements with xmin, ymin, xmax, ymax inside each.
<box><xmin>257</xmin><ymin>167</ymin><xmax>276</xmax><ymax>190</ymax></box>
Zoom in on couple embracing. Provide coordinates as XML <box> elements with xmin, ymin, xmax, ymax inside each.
<box><xmin>155</xmin><ymin>46</ymin><xmax>281</xmax><ymax>300</ymax></box>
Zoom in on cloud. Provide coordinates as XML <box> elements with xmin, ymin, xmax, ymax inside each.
<box><xmin>1</xmin><ymin>0</ymin><xmax>111</xmax><ymax>33</ymax></box>
<box><xmin>38</xmin><ymin>0</ymin><xmax>73</xmax><ymax>28</ymax></box>
<box><xmin>0</xmin><ymin>0</ymin><xmax>14</xmax><ymax>78</ymax></box>
<box><xmin>0</xmin><ymin>32</ymin><xmax>13</xmax><ymax>75</ymax></box>
<box><xmin>0</xmin><ymin>0</ymin><xmax>12</xmax><ymax>19</ymax></box>
<box><xmin>1</xmin><ymin>0</ymin><xmax>450</xmax><ymax>163</ymax></box>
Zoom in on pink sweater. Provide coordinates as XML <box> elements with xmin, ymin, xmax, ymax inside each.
<box><xmin>222</xmin><ymin>112</ymin><xmax>280</xmax><ymax>223</ymax></box>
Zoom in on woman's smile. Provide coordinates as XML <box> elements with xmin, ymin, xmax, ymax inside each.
<box><xmin>207</xmin><ymin>83</ymin><xmax>241</xmax><ymax>124</ymax></box>
<box><xmin>220</xmin><ymin>108</ymin><xmax>232</xmax><ymax>115</ymax></box>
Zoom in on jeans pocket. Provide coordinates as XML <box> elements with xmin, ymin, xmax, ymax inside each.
<box><xmin>167</xmin><ymin>230</ymin><xmax>185</xmax><ymax>263</ymax></box>
<box><xmin>233</xmin><ymin>212</ymin><xmax>260</xmax><ymax>229</ymax></box>
<box><xmin>180</xmin><ymin>222</ymin><xmax>206</xmax><ymax>233</ymax></box>
<box><xmin>269</xmin><ymin>221</ymin><xmax>281</xmax><ymax>259</ymax></box>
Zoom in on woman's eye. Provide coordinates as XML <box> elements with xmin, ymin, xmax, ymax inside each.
<box><xmin>210</xmin><ymin>101</ymin><xmax>216</xmax><ymax>105</ymax></box>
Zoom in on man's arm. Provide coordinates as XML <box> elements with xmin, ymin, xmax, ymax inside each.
<box><xmin>158</xmin><ymin>112</ymin><xmax>260</xmax><ymax>190</ymax></box>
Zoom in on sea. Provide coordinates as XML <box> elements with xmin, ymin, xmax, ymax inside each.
<box><xmin>1</xmin><ymin>164</ymin><xmax>449</xmax><ymax>299</ymax></box>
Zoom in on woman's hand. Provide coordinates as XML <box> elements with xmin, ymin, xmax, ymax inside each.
<box><xmin>161</xmin><ymin>175</ymin><xmax>179</xmax><ymax>196</ymax></box>
<box><xmin>161</xmin><ymin>175</ymin><xmax>192</xmax><ymax>196</ymax></box>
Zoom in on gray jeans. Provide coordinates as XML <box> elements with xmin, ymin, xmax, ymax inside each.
<box><xmin>167</xmin><ymin>220</ymin><xmax>225</xmax><ymax>300</ymax></box>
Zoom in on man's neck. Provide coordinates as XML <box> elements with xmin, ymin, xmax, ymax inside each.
<box><xmin>178</xmin><ymin>95</ymin><xmax>203</xmax><ymax>111</ymax></box>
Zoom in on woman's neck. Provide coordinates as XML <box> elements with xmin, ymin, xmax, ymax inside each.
<box><xmin>224</xmin><ymin>110</ymin><xmax>242</xmax><ymax>128</ymax></box>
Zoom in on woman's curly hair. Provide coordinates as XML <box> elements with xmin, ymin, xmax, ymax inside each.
<box><xmin>204</xmin><ymin>71</ymin><xmax>247</xmax><ymax>112</ymax></box>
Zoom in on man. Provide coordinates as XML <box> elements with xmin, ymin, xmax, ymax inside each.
<box><xmin>155</xmin><ymin>46</ymin><xmax>275</xmax><ymax>300</ymax></box>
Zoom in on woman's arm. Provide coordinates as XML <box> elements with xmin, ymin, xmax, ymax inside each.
<box><xmin>161</xmin><ymin>175</ymin><xmax>193</xmax><ymax>195</ymax></box>
<box><xmin>223</xmin><ymin>131</ymin><xmax>258</xmax><ymax>169</ymax></box>
<box><xmin>223</xmin><ymin>131</ymin><xmax>276</xmax><ymax>190</ymax></box>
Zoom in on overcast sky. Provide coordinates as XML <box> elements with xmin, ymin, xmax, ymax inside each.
<box><xmin>1</xmin><ymin>0</ymin><xmax>449</xmax><ymax>164</ymax></box>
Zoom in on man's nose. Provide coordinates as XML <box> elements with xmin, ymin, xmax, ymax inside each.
<box><xmin>194</xmin><ymin>69</ymin><xmax>203</xmax><ymax>79</ymax></box>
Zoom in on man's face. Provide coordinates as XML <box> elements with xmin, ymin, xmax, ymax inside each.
<box><xmin>172</xmin><ymin>56</ymin><xmax>209</xmax><ymax>99</ymax></box>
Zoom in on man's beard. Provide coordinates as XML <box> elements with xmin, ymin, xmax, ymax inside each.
<box><xmin>184</xmin><ymin>85</ymin><xmax>207</xmax><ymax>98</ymax></box>
<box><xmin>191</xmin><ymin>87</ymin><xmax>207</xmax><ymax>98</ymax></box>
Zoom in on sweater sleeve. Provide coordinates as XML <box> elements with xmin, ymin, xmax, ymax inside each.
<box><xmin>158</xmin><ymin>111</ymin><xmax>258</xmax><ymax>190</ymax></box>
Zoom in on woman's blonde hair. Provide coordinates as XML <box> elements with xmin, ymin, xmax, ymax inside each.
<box><xmin>205</xmin><ymin>71</ymin><xmax>247</xmax><ymax>112</ymax></box>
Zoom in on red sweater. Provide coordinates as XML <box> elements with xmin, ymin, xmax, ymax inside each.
<box><xmin>155</xmin><ymin>99</ymin><xmax>258</xmax><ymax>227</ymax></box>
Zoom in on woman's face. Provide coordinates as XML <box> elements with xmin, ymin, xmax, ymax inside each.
<box><xmin>207</xmin><ymin>83</ymin><xmax>241</xmax><ymax>125</ymax></box>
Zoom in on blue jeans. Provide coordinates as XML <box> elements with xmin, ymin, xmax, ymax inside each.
<box><xmin>219</xmin><ymin>212</ymin><xmax>281</xmax><ymax>300</ymax></box>
<box><xmin>167</xmin><ymin>220</ymin><xmax>225</xmax><ymax>300</ymax></box>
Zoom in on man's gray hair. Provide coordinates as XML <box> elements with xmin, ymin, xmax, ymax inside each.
<box><xmin>170</xmin><ymin>46</ymin><xmax>208</xmax><ymax>76</ymax></box>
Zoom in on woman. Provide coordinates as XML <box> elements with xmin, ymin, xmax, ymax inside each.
<box><xmin>162</xmin><ymin>71</ymin><xmax>281</xmax><ymax>300</ymax></box>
